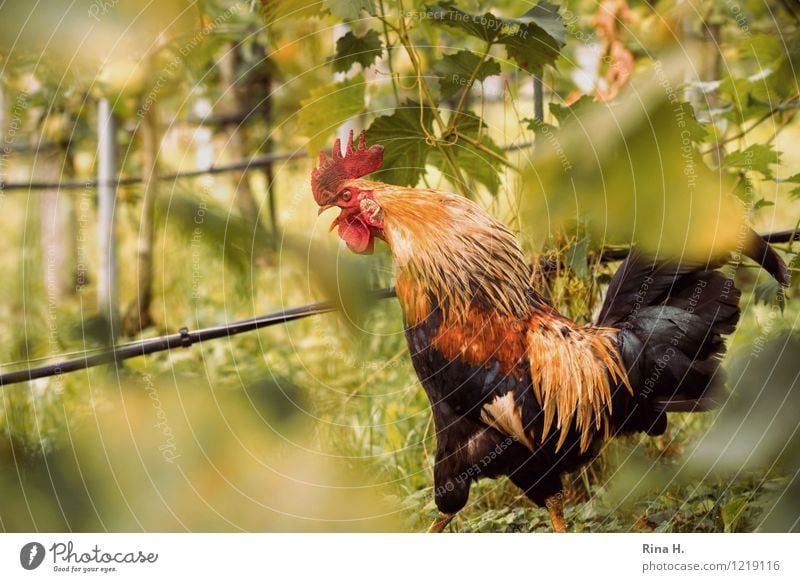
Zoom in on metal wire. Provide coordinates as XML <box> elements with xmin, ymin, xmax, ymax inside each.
<box><xmin>0</xmin><ymin>289</ymin><xmax>396</xmax><ymax>388</ymax></box>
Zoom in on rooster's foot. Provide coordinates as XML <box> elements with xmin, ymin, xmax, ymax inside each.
<box><xmin>427</xmin><ymin>512</ymin><xmax>455</xmax><ymax>533</ymax></box>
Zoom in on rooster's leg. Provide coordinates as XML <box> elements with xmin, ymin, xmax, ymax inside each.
<box><xmin>545</xmin><ymin>494</ymin><xmax>567</xmax><ymax>533</ymax></box>
<box><xmin>427</xmin><ymin>512</ymin><xmax>455</xmax><ymax>533</ymax></box>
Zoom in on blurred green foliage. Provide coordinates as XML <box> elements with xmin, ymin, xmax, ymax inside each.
<box><xmin>1</xmin><ymin>0</ymin><xmax>800</xmax><ymax>532</ymax></box>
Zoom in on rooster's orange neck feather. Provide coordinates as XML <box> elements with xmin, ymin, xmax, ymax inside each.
<box><xmin>368</xmin><ymin>187</ymin><xmax>532</xmax><ymax>326</ymax></box>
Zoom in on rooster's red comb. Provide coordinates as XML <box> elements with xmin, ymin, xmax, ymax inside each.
<box><xmin>311</xmin><ymin>129</ymin><xmax>384</xmax><ymax>205</ymax></box>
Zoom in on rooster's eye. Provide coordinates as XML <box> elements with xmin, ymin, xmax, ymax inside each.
<box><xmin>340</xmin><ymin>190</ymin><xmax>352</xmax><ymax>201</ymax></box>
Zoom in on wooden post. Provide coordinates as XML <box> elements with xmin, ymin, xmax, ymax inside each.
<box><xmin>97</xmin><ymin>98</ymin><xmax>119</xmax><ymax>328</ymax></box>
<box><xmin>259</xmin><ymin>40</ymin><xmax>278</xmax><ymax>248</ymax></box>
<box><xmin>123</xmin><ymin>90</ymin><xmax>159</xmax><ymax>335</ymax></box>
<box><xmin>533</xmin><ymin>75</ymin><xmax>544</xmax><ymax>124</ymax></box>
<box><xmin>219</xmin><ymin>41</ymin><xmax>271</xmax><ymax>257</ymax></box>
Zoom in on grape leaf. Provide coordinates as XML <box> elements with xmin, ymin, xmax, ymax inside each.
<box><xmin>430</xmin><ymin>114</ymin><xmax>504</xmax><ymax>195</ymax></box>
<box><xmin>781</xmin><ymin>173</ymin><xmax>800</xmax><ymax>199</ymax></box>
<box><xmin>427</xmin><ymin>2</ymin><xmax>565</xmax><ymax>74</ymax></box>
<box><xmin>298</xmin><ymin>73</ymin><xmax>366</xmax><ymax>154</ymax></box>
<box><xmin>433</xmin><ymin>50</ymin><xmax>501</xmax><ymax>99</ymax></box>
<box><xmin>782</xmin><ymin>173</ymin><xmax>800</xmax><ymax>183</ymax></box>
<box><xmin>525</xmin><ymin>119</ymin><xmax>558</xmax><ymax>135</ymax></box>
<box><xmin>455</xmin><ymin>117</ymin><xmax>504</xmax><ymax>195</ymax></box>
<box><xmin>771</xmin><ymin>34</ymin><xmax>800</xmax><ymax>100</ymax></box>
<box><xmin>549</xmin><ymin>95</ymin><xmax>594</xmax><ymax>125</ymax></box>
<box><xmin>517</xmin><ymin>1</ymin><xmax>566</xmax><ymax>47</ymax></box>
<box><xmin>725</xmin><ymin>144</ymin><xmax>781</xmax><ymax>179</ymax></box>
<box><xmin>502</xmin><ymin>2</ymin><xmax>565</xmax><ymax>74</ymax></box>
<box><xmin>567</xmin><ymin>236</ymin><xmax>589</xmax><ymax>279</ymax></box>
<box><xmin>366</xmin><ymin>101</ymin><xmax>434</xmax><ymax>186</ymax></box>
<box><xmin>426</xmin><ymin>3</ymin><xmax>507</xmax><ymax>42</ymax></box>
<box><xmin>332</xmin><ymin>30</ymin><xmax>383</xmax><ymax>73</ymax></box>
<box><xmin>674</xmin><ymin>102</ymin><xmax>709</xmax><ymax>143</ymax></box>
<box><xmin>739</xmin><ymin>34</ymin><xmax>783</xmax><ymax>66</ymax></box>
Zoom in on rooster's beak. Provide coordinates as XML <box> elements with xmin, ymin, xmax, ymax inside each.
<box><xmin>318</xmin><ymin>203</ymin><xmax>335</xmax><ymax>215</ymax></box>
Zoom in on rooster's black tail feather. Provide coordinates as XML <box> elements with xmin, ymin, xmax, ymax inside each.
<box><xmin>598</xmin><ymin>247</ymin><xmax>763</xmax><ymax>434</ymax></box>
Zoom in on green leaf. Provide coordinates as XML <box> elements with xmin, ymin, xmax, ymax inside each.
<box><xmin>502</xmin><ymin>1</ymin><xmax>565</xmax><ymax>74</ymax></box>
<box><xmin>298</xmin><ymin>73</ymin><xmax>366</xmax><ymax>154</ymax></box>
<box><xmin>549</xmin><ymin>95</ymin><xmax>594</xmax><ymax>125</ymax></box>
<box><xmin>327</xmin><ymin>0</ymin><xmax>374</xmax><ymax>21</ymax></box>
<box><xmin>770</xmin><ymin>34</ymin><xmax>800</xmax><ymax>100</ymax></box>
<box><xmin>720</xmin><ymin>497</ymin><xmax>747</xmax><ymax>533</ymax></box>
<box><xmin>454</xmin><ymin>116</ymin><xmax>504</xmax><ymax>194</ymax></box>
<box><xmin>366</xmin><ymin>101</ymin><xmax>434</xmax><ymax>186</ymax></box>
<box><xmin>725</xmin><ymin>144</ymin><xmax>781</xmax><ymax>179</ymax></box>
<box><xmin>430</xmin><ymin>114</ymin><xmax>504</xmax><ymax>195</ymax></box>
<box><xmin>426</xmin><ymin>3</ymin><xmax>507</xmax><ymax>42</ymax></box>
<box><xmin>524</xmin><ymin>118</ymin><xmax>558</xmax><ymax>135</ymax></box>
<box><xmin>753</xmin><ymin>198</ymin><xmax>774</xmax><ymax>211</ymax></box>
<box><xmin>433</xmin><ymin>50</ymin><xmax>501</xmax><ymax>99</ymax></box>
<box><xmin>674</xmin><ymin>102</ymin><xmax>709</xmax><ymax>143</ymax></box>
<box><xmin>332</xmin><ymin>30</ymin><xmax>383</xmax><ymax>73</ymax></box>
<box><xmin>519</xmin><ymin>1</ymin><xmax>566</xmax><ymax>46</ymax></box>
<box><xmin>780</xmin><ymin>173</ymin><xmax>800</xmax><ymax>199</ymax></box>
<box><xmin>740</xmin><ymin>34</ymin><xmax>783</xmax><ymax>66</ymax></box>
<box><xmin>427</xmin><ymin>2</ymin><xmax>565</xmax><ymax>74</ymax></box>
<box><xmin>781</xmin><ymin>173</ymin><xmax>800</xmax><ymax>184</ymax></box>
<box><xmin>567</xmin><ymin>237</ymin><xmax>589</xmax><ymax>279</ymax></box>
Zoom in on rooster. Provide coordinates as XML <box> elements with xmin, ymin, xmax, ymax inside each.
<box><xmin>312</xmin><ymin>130</ymin><xmax>791</xmax><ymax>532</ymax></box>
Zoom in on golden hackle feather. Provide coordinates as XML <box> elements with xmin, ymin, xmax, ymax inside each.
<box><xmin>527</xmin><ymin>317</ymin><xmax>631</xmax><ymax>451</ymax></box>
<box><xmin>371</xmin><ymin>186</ymin><xmax>531</xmax><ymax>326</ymax></box>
